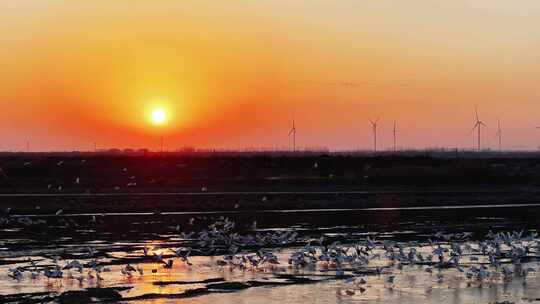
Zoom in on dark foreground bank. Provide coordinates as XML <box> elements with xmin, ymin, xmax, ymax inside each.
<box><xmin>0</xmin><ymin>152</ymin><xmax>540</xmax><ymax>213</ymax></box>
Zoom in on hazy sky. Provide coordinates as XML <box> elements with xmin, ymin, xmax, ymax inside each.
<box><xmin>1</xmin><ymin>1</ymin><xmax>540</xmax><ymax>151</ymax></box>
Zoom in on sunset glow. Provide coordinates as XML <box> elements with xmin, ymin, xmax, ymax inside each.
<box><xmin>2</xmin><ymin>1</ymin><xmax>540</xmax><ymax>151</ymax></box>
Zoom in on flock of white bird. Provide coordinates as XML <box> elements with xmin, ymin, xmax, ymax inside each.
<box><xmin>3</xmin><ymin>211</ymin><xmax>540</xmax><ymax>299</ymax></box>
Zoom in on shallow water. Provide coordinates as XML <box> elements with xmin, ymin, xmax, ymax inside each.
<box><xmin>1</xmin><ymin>206</ymin><xmax>540</xmax><ymax>303</ymax></box>
<box><xmin>8</xmin><ymin>202</ymin><xmax>540</xmax><ymax>217</ymax></box>
<box><xmin>2</xmin><ymin>244</ymin><xmax>540</xmax><ymax>303</ymax></box>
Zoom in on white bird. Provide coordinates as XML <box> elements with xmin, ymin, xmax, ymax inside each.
<box><xmin>163</xmin><ymin>259</ymin><xmax>174</xmax><ymax>269</ymax></box>
<box><xmin>8</xmin><ymin>268</ymin><xmax>23</xmax><ymax>280</ymax></box>
<box><xmin>136</xmin><ymin>265</ymin><xmax>144</xmax><ymax>275</ymax></box>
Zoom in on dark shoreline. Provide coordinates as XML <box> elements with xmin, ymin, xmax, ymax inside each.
<box><xmin>1</xmin><ymin>153</ymin><xmax>540</xmax><ymax>214</ymax></box>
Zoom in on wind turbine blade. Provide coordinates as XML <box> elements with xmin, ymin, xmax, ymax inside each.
<box><xmin>475</xmin><ymin>106</ymin><xmax>479</xmax><ymax>121</ymax></box>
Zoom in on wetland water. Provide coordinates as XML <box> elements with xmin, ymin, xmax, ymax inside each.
<box><xmin>1</xmin><ymin>204</ymin><xmax>540</xmax><ymax>303</ymax></box>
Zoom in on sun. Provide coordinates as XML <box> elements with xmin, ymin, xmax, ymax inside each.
<box><xmin>150</xmin><ymin>108</ymin><xmax>167</xmax><ymax>125</ymax></box>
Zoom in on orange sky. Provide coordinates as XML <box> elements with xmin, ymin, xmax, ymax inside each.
<box><xmin>1</xmin><ymin>1</ymin><xmax>540</xmax><ymax>151</ymax></box>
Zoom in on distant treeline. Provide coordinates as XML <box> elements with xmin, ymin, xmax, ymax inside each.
<box><xmin>1</xmin><ymin>148</ymin><xmax>540</xmax><ymax>159</ymax></box>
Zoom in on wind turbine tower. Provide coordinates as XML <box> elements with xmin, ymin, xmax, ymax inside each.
<box><xmin>472</xmin><ymin>107</ymin><xmax>486</xmax><ymax>152</ymax></box>
<box><xmin>393</xmin><ymin>120</ymin><xmax>397</xmax><ymax>152</ymax></box>
<box><xmin>369</xmin><ymin>118</ymin><xmax>379</xmax><ymax>152</ymax></box>
<box><xmin>288</xmin><ymin>116</ymin><xmax>297</xmax><ymax>152</ymax></box>
<box><xmin>496</xmin><ymin>119</ymin><xmax>502</xmax><ymax>152</ymax></box>
<box><xmin>537</xmin><ymin>127</ymin><xmax>540</xmax><ymax>150</ymax></box>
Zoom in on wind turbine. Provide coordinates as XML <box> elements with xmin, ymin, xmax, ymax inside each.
<box><xmin>288</xmin><ymin>116</ymin><xmax>297</xmax><ymax>152</ymax></box>
<box><xmin>536</xmin><ymin>127</ymin><xmax>540</xmax><ymax>151</ymax></box>
<box><xmin>392</xmin><ymin>120</ymin><xmax>397</xmax><ymax>152</ymax></box>
<box><xmin>369</xmin><ymin>118</ymin><xmax>379</xmax><ymax>152</ymax></box>
<box><xmin>496</xmin><ymin>119</ymin><xmax>502</xmax><ymax>152</ymax></box>
<box><xmin>472</xmin><ymin>107</ymin><xmax>486</xmax><ymax>152</ymax></box>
